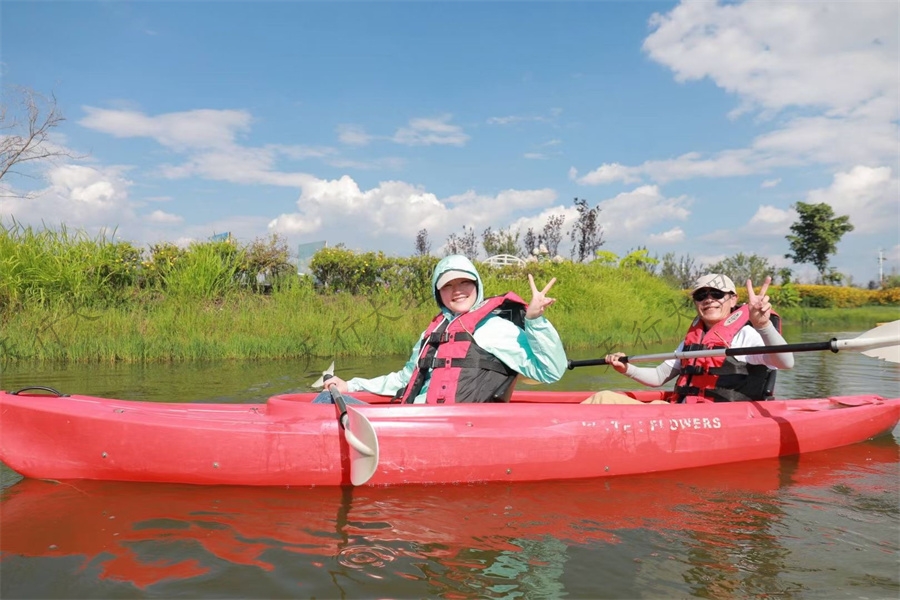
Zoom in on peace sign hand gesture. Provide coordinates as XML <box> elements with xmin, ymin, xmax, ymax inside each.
<box><xmin>746</xmin><ymin>276</ymin><xmax>773</xmax><ymax>329</ymax></box>
<box><xmin>525</xmin><ymin>274</ymin><xmax>557</xmax><ymax>320</ymax></box>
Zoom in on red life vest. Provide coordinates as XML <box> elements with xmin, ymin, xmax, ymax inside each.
<box><xmin>395</xmin><ymin>292</ymin><xmax>525</xmax><ymax>404</ymax></box>
<box><xmin>669</xmin><ymin>306</ymin><xmax>781</xmax><ymax>403</ymax></box>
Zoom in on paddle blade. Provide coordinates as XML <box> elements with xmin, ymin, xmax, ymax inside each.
<box><xmin>345</xmin><ymin>406</ymin><xmax>379</xmax><ymax>486</ymax></box>
<box><xmin>311</xmin><ymin>361</ymin><xmax>336</xmax><ymax>389</ymax></box>
<box><xmin>858</xmin><ymin>320</ymin><xmax>900</xmax><ymax>363</ymax></box>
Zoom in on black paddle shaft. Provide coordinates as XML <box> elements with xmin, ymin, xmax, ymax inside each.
<box><xmin>323</xmin><ymin>374</ymin><xmax>350</xmax><ymax>429</ymax></box>
<box><xmin>567</xmin><ymin>339</ymin><xmax>836</xmax><ymax>369</ymax></box>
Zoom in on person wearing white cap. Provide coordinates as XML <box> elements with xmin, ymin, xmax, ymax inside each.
<box><xmin>584</xmin><ymin>273</ymin><xmax>793</xmax><ymax>404</ymax></box>
<box><xmin>315</xmin><ymin>254</ymin><xmax>567</xmax><ymax>404</ymax></box>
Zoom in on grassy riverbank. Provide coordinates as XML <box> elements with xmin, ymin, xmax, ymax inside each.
<box><xmin>2</xmin><ymin>223</ymin><xmax>897</xmax><ymax>363</ymax></box>
<box><xmin>0</xmin><ymin>263</ymin><xmax>680</xmax><ymax>362</ymax></box>
<box><xmin>3</xmin><ymin>273</ymin><xmax>897</xmax><ymax>364</ymax></box>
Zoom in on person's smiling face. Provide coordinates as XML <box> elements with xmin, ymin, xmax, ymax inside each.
<box><xmin>692</xmin><ymin>288</ymin><xmax>737</xmax><ymax>327</ymax></box>
<box><xmin>439</xmin><ymin>278</ymin><xmax>477</xmax><ymax>314</ymax></box>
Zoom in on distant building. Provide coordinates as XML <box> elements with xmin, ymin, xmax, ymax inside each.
<box><xmin>209</xmin><ymin>232</ymin><xmax>233</xmax><ymax>243</ymax></box>
<box><xmin>298</xmin><ymin>241</ymin><xmax>327</xmax><ymax>275</ymax></box>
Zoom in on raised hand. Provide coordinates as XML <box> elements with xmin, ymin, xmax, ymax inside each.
<box><xmin>746</xmin><ymin>276</ymin><xmax>773</xmax><ymax>329</ymax></box>
<box><xmin>525</xmin><ymin>274</ymin><xmax>557</xmax><ymax>320</ymax></box>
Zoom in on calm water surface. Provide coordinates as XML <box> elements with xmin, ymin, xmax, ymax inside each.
<box><xmin>1</xmin><ymin>327</ymin><xmax>898</xmax><ymax>599</ymax></box>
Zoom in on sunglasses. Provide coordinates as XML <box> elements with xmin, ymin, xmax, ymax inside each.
<box><xmin>692</xmin><ymin>288</ymin><xmax>729</xmax><ymax>302</ymax></box>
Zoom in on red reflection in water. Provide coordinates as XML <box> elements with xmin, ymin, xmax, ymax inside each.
<box><xmin>1</xmin><ymin>440</ymin><xmax>896</xmax><ymax>591</ymax></box>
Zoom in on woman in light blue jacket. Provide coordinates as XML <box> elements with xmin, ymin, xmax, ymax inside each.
<box><xmin>315</xmin><ymin>255</ymin><xmax>567</xmax><ymax>404</ymax></box>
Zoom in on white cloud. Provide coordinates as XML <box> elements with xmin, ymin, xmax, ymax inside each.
<box><xmin>575</xmin><ymin>1</ymin><xmax>899</xmax><ymax>189</ymax></box>
<box><xmin>148</xmin><ymin>210</ymin><xmax>182</xmax><ymax>224</ymax></box>
<box><xmin>596</xmin><ymin>185</ymin><xmax>692</xmax><ymax>240</ymax></box>
<box><xmin>158</xmin><ymin>146</ymin><xmax>316</xmax><ymax>188</ymax></box>
<box><xmin>753</xmin><ymin>113</ymin><xmax>898</xmax><ymax>167</ymax></box>
<box><xmin>747</xmin><ymin>204</ymin><xmax>794</xmax><ymax>236</ymax></box>
<box><xmin>2</xmin><ymin>164</ymin><xmax>139</xmax><ymax>236</ymax></box>
<box><xmin>327</xmin><ymin>157</ymin><xmax>405</xmax><ymax>171</ymax></box>
<box><xmin>761</xmin><ymin>178</ymin><xmax>780</xmax><ymax>188</ymax></box>
<box><xmin>80</xmin><ymin>107</ymin><xmax>252</xmax><ymax>150</ymax></box>
<box><xmin>392</xmin><ymin>115</ymin><xmax>469</xmax><ymax>147</ymax></box>
<box><xmin>336</xmin><ymin>124</ymin><xmax>373</xmax><ymax>147</ymax></box>
<box><xmin>749</xmin><ymin>204</ymin><xmax>793</xmax><ymax>226</ymax></box>
<box><xmin>805</xmin><ymin>165</ymin><xmax>899</xmax><ymax>234</ymax></box>
<box><xmin>643</xmin><ymin>1</ymin><xmax>898</xmax><ymax>115</ymax></box>
<box><xmin>269</xmin><ymin>176</ymin><xmax>557</xmax><ymax>253</ymax></box>
<box><xmin>271</xmin><ymin>144</ymin><xmax>339</xmax><ymax>160</ymax></box>
<box><xmin>648</xmin><ymin>227</ymin><xmax>685</xmax><ymax>244</ymax></box>
<box><xmin>572</xmin><ymin>162</ymin><xmax>641</xmax><ymax>185</ymax></box>
<box><xmin>486</xmin><ymin>113</ymin><xmax>554</xmax><ymax>126</ymax></box>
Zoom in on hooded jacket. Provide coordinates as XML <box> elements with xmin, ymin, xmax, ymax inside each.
<box><xmin>344</xmin><ymin>255</ymin><xmax>568</xmax><ymax>403</ymax></box>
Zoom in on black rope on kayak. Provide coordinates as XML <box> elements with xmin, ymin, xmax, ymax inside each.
<box><xmin>10</xmin><ymin>386</ymin><xmax>69</xmax><ymax>397</ymax></box>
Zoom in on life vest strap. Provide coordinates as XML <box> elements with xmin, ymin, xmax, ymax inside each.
<box><xmin>429</xmin><ymin>356</ymin><xmax>511</xmax><ymax>374</ymax></box>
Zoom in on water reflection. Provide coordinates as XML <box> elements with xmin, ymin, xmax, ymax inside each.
<box><xmin>2</xmin><ymin>440</ymin><xmax>896</xmax><ymax>599</ymax></box>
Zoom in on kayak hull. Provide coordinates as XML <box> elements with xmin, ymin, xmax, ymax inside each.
<box><xmin>2</xmin><ymin>389</ymin><xmax>898</xmax><ymax>486</ymax></box>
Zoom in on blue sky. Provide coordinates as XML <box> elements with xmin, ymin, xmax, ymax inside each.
<box><xmin>2</xmin><ymin>1</ymin><xmax>898</xmax><ymax>285</ymax></box>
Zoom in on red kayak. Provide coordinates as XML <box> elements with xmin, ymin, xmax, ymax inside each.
<box><xmin>1</xmin><ymin>388</ymin><xmax>898</xmax><ymax>487</ymax></box>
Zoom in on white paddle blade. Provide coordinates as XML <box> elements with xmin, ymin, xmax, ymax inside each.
<box><xmin>345</xmin><ymin>406</ymin><xmax>379</xmax><ymax>486</ymax></box>
<box><xmin>863</xmin><ymin>344</ymin><xmax>900</xmax><ymax>363</ymax></box>
<box><xmin>835</xmin><ymin>320</ymin><xmax>900</xmax><ymax>363</ymax></box>
<box><xmin>311</xmin><ymin>361</ymin><xmax>336</xmax><ymax>389</ymax></box>
<box><xmin>859</xmin><ymin>320</ymin><xmax>899</xmax><ymax>363</ymax></box>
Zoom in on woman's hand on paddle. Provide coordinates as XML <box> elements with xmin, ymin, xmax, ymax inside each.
<box><xmin>747</xmin><ymin>276</ymin><xmax>773</xmax><ymax>329</ymax></box>
<box><xmin>323</xmin><ymin>375</ymin><xmax>350</xmax><ymax>394</ymax></box>
<box><xmin>606</xmin><ymin>352</ymin><xmax>629</xmax><ymax>374</ymax></box>
<box><xmin>525</xmin><ymin>274</ymin><xmax>557</xmax><ymax>320</ymax></box>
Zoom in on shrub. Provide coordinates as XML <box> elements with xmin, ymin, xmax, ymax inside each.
<box><xmin>769</xmin><ymin>283</ymin><xmax>801</xmax><ymax>308</ymax></box>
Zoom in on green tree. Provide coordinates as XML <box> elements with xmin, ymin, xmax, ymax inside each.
<box><xmin>659</xmin><ymin>252</ymin><xmax>703</xmax><ymax>289</ymax></box>
<box><xmin>708</xmin><ymin>252</ymin><xmax>774</xmax><ymax>286</ymax></box>
<box><xmin>785</xmin><ymin>202</ymin><xmax>854</xmax><ymax>282</ymax></box>
<box><xmin>619</xmin><ymin>247</ymin><xmax>658</xmax><ymax>272</ymax></box>
<box><xmin>481</xmin><ymin>226</ymin><xmax>520</xmax><ymax>257</ymax></box>
<box><xmin>593</xmin><ymin>250</ymin><xmax>618</xmax><ymax>266</ymax></box>
<box><xmin>568</xmin><ymin>198</ymin><xmax>604</xmax><ymax>263</ymax></box>
<box><xmin>541</xmin><ymin>214</ymin><xmax>565</xmax><ymax>257</ymax></box>
<box><xmin>445</xmin><ymin>226</ymin><xmax>478</xmax><ymax>261</ymax></box>
<box><xmin>523</xmin><ymin>228</ymin><xmax>538</xmax><ymax>256</ymax></box>
<box><xmin>1</xmin><ymin>86</ymin><xmax>81</xmax><ymax>198</ymax></box>
<box><xmin>777</xmin><ymin>267</ymin><xmax>793</xmax><ymax>285</ymax></box>
<box><xmin>415</xmin><ymin>228</ymin><xmax>431</xmax><ymax>256</ymax></box>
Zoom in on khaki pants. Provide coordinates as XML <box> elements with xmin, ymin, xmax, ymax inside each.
<box><xmin>581</xmin><ymin>390</ymin><xmax>668</xmax><ymax>404</ymax></box>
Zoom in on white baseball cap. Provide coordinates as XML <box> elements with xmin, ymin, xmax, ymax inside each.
<box><xmin>436</xmin><ymin>270</ymin><xmax>476</xmax><ymax>289</ymax></box>
<box><xmin>692</xmin><ymin>273</ymin><xmax>736</xmax><ymax>294</ymax></box>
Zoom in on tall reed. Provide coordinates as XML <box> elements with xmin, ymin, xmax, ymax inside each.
<box><xmin>2</xmin><ymin>221</ymin><xmax>896</xmax><ymax>364</ymax></box>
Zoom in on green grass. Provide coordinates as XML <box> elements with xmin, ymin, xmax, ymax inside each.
<box><xmin>779</xmin><ymin>305</ymin><xmax>900</xmax><ymax>330</ymax></box>
<box><xmin>2</xmin><ymin>220</ymin><xmax>896</xmax><ymax>364</ymax></box>
<box><xmin>1</xmin><ymin>264</ymin><xmax>691</xmax><ymax>362</ymax></box>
